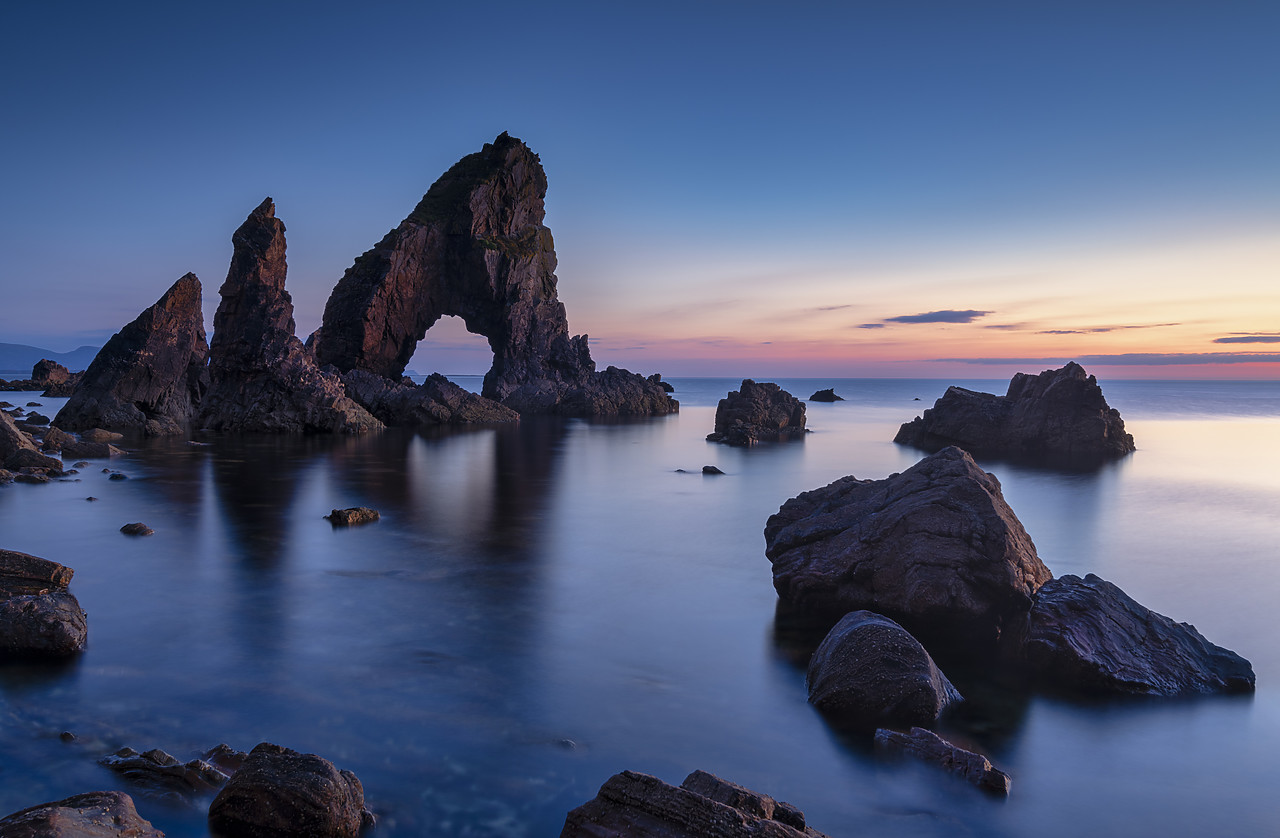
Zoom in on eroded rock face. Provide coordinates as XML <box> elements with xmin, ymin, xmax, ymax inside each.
<box><xmin>310</xmin><ymin>133</ymin><xmax>676</xmax><ymax>418</ymax></box>
<box><xmin>706</xmin><ymin>380</ymin><xmax>806</xmax><ymax>446</ymax></box>
<box><xmin>764</xmin><ymin>447</ymin><xmax>1052</xmax><ymax>645</ymax></box>
<box><xmin>207</xmin><ymin>742</ymin><xmax>372</xmax><ymax>838</ymax></box>
<box><xmin>339</xmin><ymin>369</ymin><xmax>517</xmax><ymax>426</ymax></box>
<box><xmin>0</xmin><ymin>549</ymin><xmax>86</xmax><ymax>659</ymax></box>
<box><xmin>561</xmin><ymin>769</ymin><xmax>829</xmax><ymax>837</ymax></box>
<box><xmin>0</xmin><ymin>791</ymin><xmax>164</xmax><ymax>837</ymax></box>
<box><xmin>200</xmin><ymin>200</ymin><xmax>382</xmax><ymax>435</ymax></box>
<box><xmin>875</xmin><ymin>727</ymin><xmax>1010</xmax><ymax>795</ymax></box>
<box><xmin>806</xmin><ymin>611</ymin><xmax>962</xmax><ymax>729</ymax></box>
<box><xmin>1021</xmin><ymin>573</ymin><xmax>1255</xmax><ymax>696</ymax></box>
<box><xmin>895</xmin><ymin>362</ymin><xmax>1135</xmax><ymax>466</ymax></box>
<box><xmin>53</xmin><ymin>273</ymin><xmax>209</xmax><ymax>436</ymax></box>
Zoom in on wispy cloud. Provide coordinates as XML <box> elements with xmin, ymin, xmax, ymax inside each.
<box><xmin>1214</xmin><ymin>334</ymin><xmax>1280</xmax><ymax>344</ymax></box>
<box><xmin>1035</xmin><ymin>323</ymin><xmax>1180</xmax><ymax>335</ymax></box>
<box><xmin>815</xmin><ymin>304</ymin><xmax>854</xmax><ymax>312</ymax></box>
<box><xmin>931</xmin><ymin>352</ymin><xmax>1280</xmax><ymax>366</ymax></box>
<box><xmin>856</xmin><ymin>323</ymin><xmax>887</xmax><ymax>329</ymax></box>
<box><xmin>885</xmin><ymin>309</ymin><xmax>991</xmax><ymax>324</ymax></box>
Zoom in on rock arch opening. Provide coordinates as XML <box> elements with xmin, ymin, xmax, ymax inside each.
<box><xmin>407</xmin><ymin>315</ymin><xmax>494</xmax><ymax>387</ymax></box>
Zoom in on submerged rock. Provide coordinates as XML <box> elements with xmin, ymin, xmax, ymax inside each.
<box><xmin>0</xmin><ymin>549</ymin><xmax>87</xmax><ymax>659</ymax></box>
<box><xmin>808</xmin><ymin>388</ymin><xmax>843</xmax><ymax>402</ymax></box>
<box><xmin>807</xmin><ymin>611</ymin><xmax>962</xmax><ymax>729</ymax></box>
<box><xmin>895</xmin><ymin>362</ymin><xmax>1134</xmax><ymax>466</ymax></box>
<box><xmin>875</xmin><ymin>727</ymin><xmax>1011</xmax><ymax>795</ymax></box>
<box><xmin>200</xmin><ymin>200</ymin><xmax>382</xmax><ymax>435</ymax></box>
<box><xmin>324</xmin><ymin>507</ymin><xmax>380</xmax><ymax>527</ymax></box>
<box><xmin>100</xmin><ymin>746</ymin><xmax>230</xmax><ymax>803</ymax></box>
<box><xmin>1020</xmin><ymin>573</ymin><xmax>1255</xmax><ymax>696</ymax></box>
<box><xmin>561</xmin><ymin>769</ymin><xmax>828</xmax><ymax>837</ymax></box>
<box><xmin>765</xmin><ymin>447</ymin><xmax>1052</xmax><ymax>645</ymax></box>
<box><xmin>339</xmin><ymin>369</ymin><xmax>517</xmax><ymax>426</ymax></box>
<box><xmin>207</xmin><ymin>742</ymin><xmax>372</xmax><ymax>838</ymax></box>
<box><xmin>53</xmin><ymin>273</ymin><xmax>210</xmax><ymax>436</ymax></box>
<box><xmin>706</xmin><ymin>380</ymin><xmax>806</xmax><ymax>446</ymax></box>
<box><xmin>0</xmin><ymin>790</ymin><xmax>164</xmax><ymax>837</ymax></box>
<box><xmin>309</xmin><ymin>132</ymin><xmax>676</xmax><ymax>418</ymax></box>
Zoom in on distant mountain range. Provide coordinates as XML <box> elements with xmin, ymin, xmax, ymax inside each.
<box><xmin>0</xmin><ymin>343</ymin><xmax>101</xmax><ymax>374</ymax></box>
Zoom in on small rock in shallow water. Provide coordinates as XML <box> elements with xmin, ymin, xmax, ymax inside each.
<box><xmin>325</xmin><ymin>507</ymin><xmax>380</xmax><ymax>527</ymax></box>
<box><xmin>108</xmin><ymin>472</ymin><xmax>128</xmax><ymax>481</ymax></box>
<box><xmin>702</xmin><ymin>465</ymin><xmax>725</xmax><ymax>475</ymax></box>
<box><xmin>120</xmin><ymin>523</ymin><xmax>155</xmax><ymax>537</ymax></box>
<box><xmin>875</xmin><ymin>727</ymin><xmax>1011</xmax><ymax>795</ymax></box>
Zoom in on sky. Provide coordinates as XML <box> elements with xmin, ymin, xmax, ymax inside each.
<box><xmin>2</xmin><ymin>1</ymin><xmax>1277</xmax><ymax>379</ymax></box>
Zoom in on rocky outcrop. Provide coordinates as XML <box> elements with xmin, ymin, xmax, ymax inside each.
<box><xmin>309</xmin><ymin>132</ymin><xmax>676</xmax><ymax>418</ymax></box>
<box><xmin>765</xmin><ymin>447</ymin><xmax>1052</xmax><ymax>645</ymax></box>
<box><xmin>0</xmin><ymin>549</ymin><xmax>87</xmax><ymax>659</ymax></box>
<box><xmin>0</xmin><ymin>410</ymin><xmax>54</xmax><ymax>474</ymax></box>
<box><xmin>895</xmin><ymin>362</ymin><xmax>1135</xmax><ymax>466</ymax></box>
<box><xmin>324</xmin><ymin>507</ymin><xmax>379</xmax><ymax>527</ymax></box>
<box><xmin>808</xmin><ymin>388</ymin><xmax>843</xmax><ymax>402</ymax></box>
<box><xmin>0</xmin><ymin>791</ymin><xmax>164</xmax><ymax>837</ymax></box>
<box><xmin>806</xmin><ymin>611</ymin><xmax>962</xmax><ymax>729</ymax></box>
<box><xmin>200</xmin><ymin>200</ymin><xmax>382</xmax><ymax>435</ymax></box>
<box><xmin>53</xmin><ymin>273</ymin><xmax>209</xmax><ymax>436</ymax></box>
<box><xmin>339</xmin><ymin>369</ymin><xmax>517</xmax><ymax>426</ymax></box>
<box><xmin>874</xmin><ymin>727</ymin><xmax>1010</xmax><ymax>795</ymax></box>
<box><xmin>706</xmin><ymin>380</ymin><xmax>806</xmax><ymax>446</ymax></box>
<box><xmin>207</xmin><ymin>742</ymin><xmax>373</xmax><ymax>838</ymax></box>
<box><xmin>1020</xmin><ymin>573</ymin><xmax>1255</xmax><ymax>696</ymax></box>
<box><xmin>0</xmin><ymin>360</ymin><xmax>83</xmax><ymax>395</ymax></box>
<box><xmin>100</xmin><ymin>746</ymin><xmax>230</xmax><ymax>803</ymax></box>
<box><xmin>561</xmin><ymin>769</ymin><xmax>830</xmax><ymax>837</ymax></box>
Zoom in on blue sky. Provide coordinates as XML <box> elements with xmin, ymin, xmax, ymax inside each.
<box><xmin>3</xmin><ymin>1</ymin><xmax>1277</xmax><ymax>377</ymax></box>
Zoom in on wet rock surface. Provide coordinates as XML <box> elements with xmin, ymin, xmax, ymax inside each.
<box><xmin>1020</xmin><ymin>573</ymin><xmax>1255</xmax><ymax>696</ymax></box>
<box><xmin>0</xmin><ymin>550</ymin><xmax>86</xmax><ymax>659</ymax></box>
<box><xmin>561</xmin><ymin>769</ymin><xmax>829</xmax><ymax>837</ymax></box>
<box><xmin>53</xmin><ymin>273</ymin><xmax>209</xmax><ymax>436</ymax></box>
<box><xmin>339</xmin><ymin>369</ymin><xmax>517</xmax><ymax>426</ymax></box>
<box><xmin>895</xmin><ymin>362</ymin><xmax>1135</xmax><ymax>466</ymax></box>
<box><xmin>706</xmin><ymin>380</ymin><xmax>806</xmax><ymax>446</ymax></box>
<box><xmin>325</xmin><ymin>507</ymin><xmax>380</xmax><ymax>527</ymax></box>
<box><xmin>807</xmin><ymin>611</ymin><xmax>962</xmax><ymax>729</ymax></box>
<box><xmin>764</xmin><ymin>447</ymin><xmax>1052</xmax><ymax>644</ymax></box>
<box><xmin>120</xmin><ymin>523</ymin><xmax>155</xmax><ymax>537</ymax></box>
<box><xmin>0</xmin><ymin>790</ymin><xmax>164</xmax><ymax>837</ymax></box>
<box><xmin>875</xmin><ymin>727</ymin><xmax>1011</xmax><ymax>795</ymax></box>
<box><xmin>310</xmin><ymin>132</ymin><xmax>676</xmax><ymax>418</ymax></box>
<box><xmin>99</xmin><ymin>746</ymin><xmax>230</xmax><ymax>803</ymax></box>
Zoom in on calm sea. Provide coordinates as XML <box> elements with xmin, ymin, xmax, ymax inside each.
<box><xmin>1</xmin><ymin>377</ymin><xmax>1277</xmax><ymax>837</ymax></box>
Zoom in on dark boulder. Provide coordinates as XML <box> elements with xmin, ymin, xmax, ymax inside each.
<box><xmin>24</xmin><ymin>413</ymin><xmax>49</xmax><ymax>426</ymax></box>
<box><xmin>120</xmin><ymin>523</ymin><xmax>155</xmax><ymax>537</ymax></box>
<box><xmin>0</xmin><ymin>549</ymin><xmax>87</xmax><ymax>659</ymax></box>
<box><xmin>207</xmin><ymin>742</ymin><xmax>373</xmax><ymax>838</ymax></box>
<box><xmin>199</xmin><ymin>200</ymin><xmax>382</xmax><ymax>435</ymax></box>
<box><xmin>895</xmin><ymin>362</ymin><xmax>1134</xmax><ymax>466</ymax></box>
<box><xmin>806</xmin><ymin>611</ymin><xmax>962</xmax><ymax>729</ymax></box>
<box><xmin>53</xmin><ymin>273</ymin><xmax>210</xmax><ymax>436</ymax></box>
<box><xmin>5</xmin><ymin>447</ymin><xmax>63</xmax><ymax>474</ymax></box>
<box><xmin>706</xmin><ymin>380</ymin><xmax>806</xmax><ymax>446</ymax></box>
<box><xmin>324</xmin><ymin>508</ymin><xmax>380</xmax><ymax>527</ymax></box>
<box><xmin>309</xmin><ymin>132</ymin><xmax>676</xmax><ymax>418</ymax></box>
<box><xmin>39</xmin><ymin>427</ymin><xmax>77</xmax><ymax>453</ymax></box>
<box><xmin>0</xmin><ymin>791</ymin><xmax>164</xmax><ymax>837</ymax></box>
<box><xmin>765</xmin><ymin>447</ymin><xmax>1052</xmax><ymax>645</ymax></box>
<box><xmin>0</xmin><ymin>410</ymin><xmax>37</xmax><ymax>465</ymax></box>
<box><xmin>61</xmin><ymin>441</ymin><xmax>125</xmax><ymax>460</ymax></box>
<box><xmin>1020</xmin><ymin>573</ymin><xmax>1255</xmax><ymax>696</ymax></box>
<box><xmin>339</xmin><ymin>369</ymin><xmax>517</xmax><ymax>426</ymax></box>
<box><xmin>875</xmin><ymin>727</ymin><xmax>1010</xmax><ymax>795</ymax></box>
<box><xmin>561</xmin><ymin>769</ymin><xmax>829</xmax><ymax>837</ymax></box>
<box><xmin>808</xmin><ymin>388</ymin><xmax>843</xmax><ymax>402</ymax></box>
<box><xmin>80</xmin><ymin>429</ymin><xmax>123</xmax><ymax>444</ymax></box>
<box><xmin>31</xmin><ymin>359</ymin><xmax>70</xmax><ymax>388</ymax></box>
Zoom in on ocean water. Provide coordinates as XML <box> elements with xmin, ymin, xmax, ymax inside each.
<box><xmin>1</xmin><ymin>377</ymin><xmax>1277</xmax><ymax>837</ymax></box>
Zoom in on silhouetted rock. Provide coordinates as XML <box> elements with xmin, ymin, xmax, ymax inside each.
<box><xmin>324</xmin><ymin>507</ymin><xmax>380</xmax><ymax>527</ymax></box>
<box><xmin>339</xmin><ymin>369</ymin><xmax>517</xmax><ymax>426</ymax></box>
<box><xmin>24</xmin><ymin>412</ymin><xmax>49</xmax><ymax>425</ymax></box>
<box><xmin>875</xmin><ymin>727</ymin><xmax>1010</xmax><ymax>795</ymax></box>
<box><xmin>0</xmin><ymin>549</ymin><xmax>86</xmax><ymax>659</ymax></box>
<box><xmin>561</xmin><ymin>769</ymin><xmax>829</xmax><ymax>837</ymax></box>
<box><xmin>0</xmin><ymin>791</ymin><xmax>163</xmax><ymax>837</ymax></box>
<box><xmin>1020</xmin><ymin>573</ymin><xmax>1255</xmax><ymax>696</ymax></box>
<box><xmin>807</xmin><ymin>611</ymin><xmax>962</xmax><ymax>729</ymax></box>
<box><xmin>706</xmin><ymin>380</ymin><xmax>806</xmax><ymax>446</ymax></box>
<box><xmin>54</xmin><ymin>273</ymin><xmax>209</xmax><ymax>436</ymax></box>
<box><xmin>100</xmin><ymin>746</ymin><xmax>230</xmax><ymax>803</ymax></box>
<box><xmin>207</xmin><ymin>742</ymin><xmax>372</xmax><ymax>838</ymax></box>
<box><xmin>895</xmin><ymin>362</ymin><xmax>1134</xmax><ymax>466</ymax></box>
<box><xmin>310</xmin><ymin>133</ymin><xmax>676</xmax><ymax>418</ymax></box>
<box><xmin>808</xmin><ymin>388</ymin><xmax>843</xmax><ymax>402</ymax></box>
<box><xmin>702</xmin><ymin>465</ymin><xmax>725</xmax><ymax>475</ymax></box>
<box><xmin>765</xmin><ymin>447</ymin><xmax>1052</xmax><ymax>645</ymax></box>
<box><xmin>200</xmin><ymin>200</ymin><xmax>382</xmax><ymax>435</ymax></box>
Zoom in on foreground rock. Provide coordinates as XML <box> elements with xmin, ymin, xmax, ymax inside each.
<box><xmin>200</xmin><ymin>200</ymin><xmax>382</xmax><ymax>434</ymax></box>
<box><xmin>561</xmin><ymin>769</ymin><xmax>829</xmax><ymax>837</ymax></box>
<box><xmin>53</xmin><ymin>273</ymin><xmax>209</xmax><ymax>436</ymax></box>
<box><xmin>0</xmin><ymin>411</ymin><xmax>44</xmax><ymax>470</ymax></box>
<box><xmin>340</xmin><ymin>369</ymin><xmax>517</xmax><ymax>426</ymax></box>
<box><xmin>309</xmin><ymin>132</ymin><xmax>676</xmax><ymax>418</ymax></box>
<box><xmin>808</xmin><ymin>388</ymin><xmax>843</xmax><ymax>402</ymax></box>
<box><xmin>0</xmin><ymin>791</ymin><xmax>163</xmax><ymax>837</ymax></box>
<box><xmin>765</xmin><ymin>447</ymin><xmax>1052</xmax><ymax>645</ymax></box>
<box><xmin>807</xmin><ymin>611</ymin><xmax>961</xmax><ymax>729</ymax></box>
<box><xmin>1021</xmin><ymin>573</ymin><xmax>1255</xmax><ymax>695</ymax></box>
<box><xmin>895</xmin><ymin>362</ymin><xmax>1135</xmax><ymax>466</ymax></box>
<box><xmin>100</xmin><ymin>746</ymin><xmax>230</xmax><ymax>803</ymax></box>
<box><xmin>0</xmin><ymin>550</ymin><xmax>87</xmax><ymax>659</ymax></box>
<box><xmin>706</xmin><ymin>380</ymin><xmax>806</xmax><ymax>446</ymax></box>
<box><xmin>875</xmin><ymin>727</ymin><xmax>1010</xmax><ymax>795</ymax></box>
<box><xmin>207</xmin><ymin>742</ymin><xmax>372</xmax><ymax>838</ymax></box>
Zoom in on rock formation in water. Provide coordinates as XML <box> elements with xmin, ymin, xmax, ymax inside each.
<box><xmin>0</xmin><ymin>411</ymin><xmax>63</xmax><ymax>476</ymax></box>
<box><xmin>200</xmin><ymin>199</ymin><xmax>382</xmax><ymax>434</ymax></box>
<box><xmin>561</xmin><ymin>769</ymin><xmax>830</xmax><ymax>837</ymax></box>
<box><xmin>806</xmin><ymin>611</ymin><xmax>962</xmax><ymax>729</ymax></box>
<box><xmin>0</xmin><ymin>549</ymin><xmax>87</xmax><ymax>659</ymax></box>
<box><xmin>875</xmin><ymin>727</ymin><xmax>1011</xmax><ymax>795</ymax></box>
<box><xmin>0</xmin><ymin>791</ymin><xmax>164</xmax><ymax>838</ymax></box>
<box><xmin>706</xmin><ymin>380</ymin><xmax>807</xmax><ymax>446</ymax></box>
<box><xmin>0</xmin><ymin>360</ymin><xmax>81</xmax><ymax>394</ymax></box>
<box><xmin>895</xmin><ymin>362</ymin><xmax>1135</xmax><ymax>466</ymax></box>
<box><xmin>764</xmin><ymin>447</ymin><xmax>1052</xmax><ymax>645</ymax></box>
<box><xmin>100</xmin><ymin>746</ymin><xmax>231</xmax><ymax>803</ymax></box>
<box><xmin>808</xmin><ymin>388</ymin><xmax>843</xmax><ymax>402</ymax></box>
<box><xmin>1020</xmin><ymin>573</ymin><xmax>1255</xmax><ymax>695</ymax></box>
<box><xmin>339</xmin><ymin>369</ymin><xmax>517</xmax><ymax>426</ymax></box>
<box><xmin>53</xmin><ymin>273</ymin><xmax>210</xmax><ymax>436</ymax></box>
<box><xmin>309</xmin><ymin>132</ymin><xmax>677</xmax><ymax>417</ymax></box>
